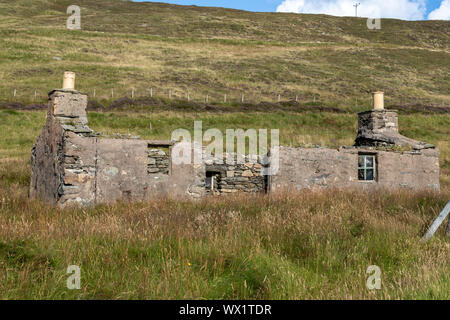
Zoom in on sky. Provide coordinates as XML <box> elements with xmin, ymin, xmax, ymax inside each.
<box><xmin>135</xmin><ymin>0</ymin><xmax>450</xmax><ymax>20</ymax></box>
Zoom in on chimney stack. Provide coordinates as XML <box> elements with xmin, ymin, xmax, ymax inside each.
<box><xmin>372</xmin><ymin>91</ymin><xmax>384</xmax><ymax>110</ymax></box>
<box><xmin>62</xmin><ymin>71</ymin><xmax>76</xmax><ymax>90</ymax></box>
<box><xmin>49</xmin><ymin>72</ymin><xmax>88</xmax><ymax>127</ymax></box>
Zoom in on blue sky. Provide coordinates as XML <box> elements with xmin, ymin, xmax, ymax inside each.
<box><xmin>135</xmin><ymin>0</ymin><xmax>450</xmax><ymax>20</ymax></box>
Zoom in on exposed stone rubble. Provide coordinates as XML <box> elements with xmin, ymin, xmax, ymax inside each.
<box><xmin>148</xmin><ymin>148</ymin><xmax>170</xmax><ymax>175</ymax></box>
<box><xmin>204</xmin><ymin>154</ymin><xmax>267</xmax><ymax>194</ymax></box>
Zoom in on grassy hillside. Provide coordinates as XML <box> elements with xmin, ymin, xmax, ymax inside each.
<box><xmin>0</xmin><ymin>1</ymin><xmax>449</xmax><ymax>300</ymax></box>
<box><xmin>0</xmin><ymin>0</ymin><xmax>449</xmax><ymax>108</ymax></box>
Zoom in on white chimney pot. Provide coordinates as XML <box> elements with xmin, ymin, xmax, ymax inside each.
<box><xmin>373</xmin><ymin>91</ymin><xmax>384</xmax><ymax>110</ymax></box>
<box><xmin>63</xmin><ymin>71</ymin><xmax>76</xmax><ymax>90</ymax></box>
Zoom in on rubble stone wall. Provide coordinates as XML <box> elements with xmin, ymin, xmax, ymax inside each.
<box><xmin>204</xmin><ymin>154</ymin><xmax>266</xmax><ymax>194</ymax></box>
<box><xmin>148</xmin><ymin>148</ymin><xmax>170</xmax><ymax>175</ymax></box>
<box><xmin>30</xmin><ymin>89</ymin><xmax>441</xmax><ymax>206</ymax></box>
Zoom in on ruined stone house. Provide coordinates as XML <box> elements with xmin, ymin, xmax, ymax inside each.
<box><xmin>30</xmin><ymin>74</ymin><xmax>440</xmax><ymax>206</ymax></box>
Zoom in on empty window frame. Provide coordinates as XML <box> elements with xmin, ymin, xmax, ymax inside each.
<box><xmin>205</xmin><ymin>171</ymin><xmax>220</xmax><ymax>193</ymax></box>
<box><xmin>358</xmin><ymin>154</ymin><xmax>376</xmax><ymax>181</ymax></box>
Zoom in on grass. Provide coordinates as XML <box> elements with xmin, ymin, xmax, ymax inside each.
<box><xmin>0</xmin><ymin>0</ymin><xmax>449</xmax><ymax>299</ymax></box>
<box><xmin>0</xmin><ymin>177</ymin><xmax>449</xmax><ymax>299</ymax></box>
<box><xmin>0</xmin><ymin>0</ymin><xmax>449</xmax><ymax>108</ymax></box>
<box><xmin>0</xmin><ymin>108</ymin><xmax>449</xmax><ymax>299</ymax></box>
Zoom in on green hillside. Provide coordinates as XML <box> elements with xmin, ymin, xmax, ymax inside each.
<box><xmin>0</xmin><ymin>1</ymin><xmax>449</xmax><ymax>300</ymax></box>
<box><xmin>0</xmin><ymin>0</ymin><xmax>449</xmax><ymax>108</ymax></box>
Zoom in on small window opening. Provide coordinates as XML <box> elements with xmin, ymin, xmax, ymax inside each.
<box><xmin>263</xmin><ymin>172</ymin><xmax>271</xmax><ymax>194</ymax></box>
<box><xmin>206</xmin><ymin>171</ymin><xmax>220</xmax><ymax>194</ymax></box>
<box><xmin>358</xmin><ymin>155</ymin><xmax>376</xmax><ymax>181</ymax></box>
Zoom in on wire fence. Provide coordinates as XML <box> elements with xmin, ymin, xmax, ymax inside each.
<box><xmin>1</xmin><ymin>87</ymin><xmax>448</xmax><ymax>108</ymax></box>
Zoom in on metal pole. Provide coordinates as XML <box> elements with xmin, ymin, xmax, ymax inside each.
<box><xmin>354</xmin><ymin>3</ymin><xmax>360</xmax><ymax>17</ymax></box>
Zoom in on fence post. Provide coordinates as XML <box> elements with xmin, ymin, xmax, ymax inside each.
<box><xmin>150</xmin><ymin>87</ymin><xmax>153</xmax><ymax>97</ymax></box>
<box><xmin>169</xmin><ymin>90</ymin><xmax>172</xmax><ymax>99</ymax></box>
<box><xmin>93</xmin><ymin>88</ymin><xmax>96</xmax><ymax>98</ymax></box>
<box><xmin>14</xmin><ymin>89</ymin><xmax>16</xmax><ymax>98</ymax></box>
<box><xmin>295</xmin><ymin>95</ymin><xmax>298</xmax><ymax>102</ymax></box>
<box><xmin>224</xmin><ymin>94</ymin><xmax>227</xmax><ymax>103</ymax></box>
<box><xmin>187</xmin><ymin>92</ymin><xmax>190</xmax><ymax>102</ymax></box>
<box><xmin>278</xmin><ymin>94</ymin><xmax>280</xmax><ymax>102</ymax></box>
<box><xmin>111</xmin><ymin>88</ymin><xmax>114</xmax><ymax>99</ymax></box>
<box><xmin>421</xmin><ymin>201</ymin><xmax>450</xmax><ymax>242</ymax></box>
<box><xmin>241</xmin><ymin>93</ymin><xmax>245</xmax><ymax>103</ymax></box>
<box><xmin>132</xmin><ymin>88</ymin><xmax>134</xmax><ymax>99</ymax></box>
<box><xmin>34</xmin><ymin>89</ymin><xmax>37</xmax><ymax>101</ymax></box>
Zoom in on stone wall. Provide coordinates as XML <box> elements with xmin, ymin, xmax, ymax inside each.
<box><xmin>272</xmin><ymin>146</ymin><xmax>440</xmax><ymax>192</ymax></box>
<box><xmin>148</xmin><ymin>147</ymin><xmax>170</xmax><ymax>175</ymax></box>
<box><xmin>204</xmin><ymin>154</ymin><xmax>266</xmax><ymax>195</ymax></box>
<box><xmin>30</xmin><ymin>89</ymin><xmax>441</xmax><ymax>206</ymax></box>
<box><xmin>30</xmin><ymin>113</ymin><xmax>65</xmax><ymax>203</ymax></box>
<box><xmin>30</xmin><ymin>90</ymin><xmax>206</xmax><ymax>206</ymax></box>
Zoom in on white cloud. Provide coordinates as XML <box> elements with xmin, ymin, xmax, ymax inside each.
<box><xmin>276</xmin><ymin>0</ymin><xmax>427</xmax><ymax>20</ymax></box>
<box><xmin>428</xmin><ymin>0</ymin><xmax>450</xmax><ymax>20</ymax></box>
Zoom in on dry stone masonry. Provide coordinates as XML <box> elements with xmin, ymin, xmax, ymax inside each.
<box><xmin>148</xmin><ymin>147</ymin><xmax>170</xmax><ymax>175</ymax></box>
<box><xmin>30</xmin><ymin>77</ymin><xmax>440</xmax><ymax>206</ymax></box>
<box><xmin>204</xmin><ymin>154</ymin><xmax>267</xmax><ymax>195</ymax></box>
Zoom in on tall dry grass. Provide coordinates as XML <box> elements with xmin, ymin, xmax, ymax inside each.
<box><xmin>0</xmin><ymin>167</ymin><xmax>449</xmax><ymax>299</ymax></box>
<box><xmin>0</xmin><ymin>107</ymin><xmax>449</xmax><ymax>299</ymax></box>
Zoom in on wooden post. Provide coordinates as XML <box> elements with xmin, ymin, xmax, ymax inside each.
<box><xmin>224</xmin><ymin>94</ymin><xmax>227</xmax><ymax>103</ymax></box>
<box><xmin>111</xmin><ymin>88</ymin><xmax>114</xmax><ymax>98</ymax></box>
<box><xmin>278</xmin><ymin>94</ymin><xmax>280</xmax><ymax>102</ymax></box>
<box><xmin>206</xmin><ymin>94</ymin><xmax>209</xmax><ymax>103</ymax></box>
<box><xmin>421</xmin><ymin>201</ymin><xmax>450</xmax><ymax>242</ymax></box>
<box><xmin>295</xmin><ymin>95</ymin><xmax>298</xmax><ymax>102</ymax></box>
<box><xmin>34</xmin><ymin>90</ymin><xmax>37</xmax><ymax>101</ymax></box>
<box><xmin>93</xmin><ymin>88</ymin><xmax>96</xmax><ymax>98</ymax></box>
<box><xmin>13</xmin><ymin>89</ymin><xmax>16</xmax><ymax>98</ymax></box>
<box><xmin>187</xmin><ymin>92</ymin><xmax>190</xmax><ymax>101</ymax></box>
<box><xmin>241</xmin><ymin>93</ymin><xmax>245</xmax><ymax>103</ymax></box>
<box><xmin>150</xmin><ymin>88</ymin><xmax>153</xmax><ymax>97</ymax></box>
<box><xmin>169</xmin><ymin>90</ymin><xmax>172</xmax><ymax>99</ymax></box>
